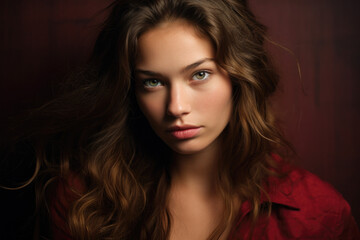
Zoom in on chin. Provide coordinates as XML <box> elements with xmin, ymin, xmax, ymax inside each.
<box><xmin>166</xmin><ymin>140</ymin><xmax>214</xmax><ymax>156</ymax></box>
<box><xmin>170</xmin><ymin>147</ymin><xmax>202</xmax><ymax>155</ymax></box>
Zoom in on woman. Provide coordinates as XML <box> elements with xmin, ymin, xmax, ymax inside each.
<box><xmin>11</xmin><ymin>0</ymin><xmax>359</xmax><ymax>239</ymax></box>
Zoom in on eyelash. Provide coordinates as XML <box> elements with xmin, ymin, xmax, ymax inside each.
<box><xmin>192</xmin><ymin>70</ymin><xmax>211</xmax><ymax>81</ymax></box>
<box><xmin>141</xmin><ymin>70</ymin><xmax>211</xmax><ymax>89</ymax></box>
<box><xmin>143</xmin><ymin>79</ymin><xmax>162</xmax><ymax>88</ymax></box>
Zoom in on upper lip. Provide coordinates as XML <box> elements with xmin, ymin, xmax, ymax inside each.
<box><xmin>167</xmin><ymin>125</ymin><xmax>200</xmax><ymax>131</ymax></box>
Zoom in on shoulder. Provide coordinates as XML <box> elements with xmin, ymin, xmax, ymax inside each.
<box><xmin>266</xmin><ymin>164</ymin><xmax>360</xmax><ymax>239</ymax></box>
<box><xmin>50</xmin><ymin>173</ymin><xmax>85</xmax><ymax>213</ymax></box>
<box><xmin>48</xmin><ymin>173</ymin><xmax>85</xmax><ymax>240</ymax></box>
<box><xmin>284</xmin><ymin>166</ymin><xmax>346</xmax><ymax>210</ymax></box>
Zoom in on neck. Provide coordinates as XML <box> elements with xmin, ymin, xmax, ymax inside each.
<box><xmin>170</xmin><ymin>140</ymin><xmax>221</xmax><ymax>196</ymax></box>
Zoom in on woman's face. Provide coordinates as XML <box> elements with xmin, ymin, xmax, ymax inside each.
<box><xmin>135</xmin><ymin>21</ymin><xmax>233</xmax><ymax>155</ymax></box>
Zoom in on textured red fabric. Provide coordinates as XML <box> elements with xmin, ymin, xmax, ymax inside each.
<box><xmin>50</xmin><ymin>167</ymin><xmax>359</xmax><ymax>239</ymax></box>
<box><xmin>49</xmin><ymin>174</ymin><xmax>84</xmax><ymax>240</ymax></box>
<box><xmin>228</xmin><ymin>166</ymin><xmax>360</xmax><ymax>239</ymax></box>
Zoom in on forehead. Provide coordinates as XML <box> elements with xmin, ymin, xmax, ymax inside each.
<box><xmin>136</xmin><ymin>20</ymin><xmax>214</xmax><ymax>72</ymax></box>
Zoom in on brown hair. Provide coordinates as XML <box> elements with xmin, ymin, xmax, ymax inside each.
<box><xmin>10</xmin><ymin>0</ymin><xmax>290</xmax><ymax>239</ymax></box>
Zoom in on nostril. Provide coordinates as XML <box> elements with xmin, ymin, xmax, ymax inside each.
<box><xmin>166</xmin><ymin>86</ymin><xmax>191</xmax><ymax>117</ymax></box>
<box><xmin>166</xmin><ymin>99</ymin><xmax>191</xmax><ymax>117</ymax></box>
<box><xmin>166</xmin><ymin>104</ymin><xmax>190</xmax><ymax>117</ymax></box>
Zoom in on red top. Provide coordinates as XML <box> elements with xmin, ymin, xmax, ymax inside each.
<box><xmin>50</xmin><ymin>166</ymin><xmax>360</xmax><ymax>239</ymax></box>
<box><xmin>228</xmin><ymin>165</ymin><xmax>360</xmax><ymax>239</ymax></box>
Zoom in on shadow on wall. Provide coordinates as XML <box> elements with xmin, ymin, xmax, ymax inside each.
<box><xmin>0</xmin><ymin>1</ymin><xmax>112</xmax><ymax>239</ymax></box>
<box><xmin>250</xmin><ymin>0</ymin><xmax>360</xmax><ymax>225</ymax></box>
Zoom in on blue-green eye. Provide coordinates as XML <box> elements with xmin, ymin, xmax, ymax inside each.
<box><xmin>143</xmin><ymin>79</ymin><xmax>162</xmax><ymax>88</ymax></box>
<box><xmin>192</xmin><ymin>71</ymin><xmax>210</xmax><ymax>81</ymax></box>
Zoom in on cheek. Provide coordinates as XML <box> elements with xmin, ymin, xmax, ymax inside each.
<box><xmin>198</xmin><ymin>86</ymin><xmax>232</xmax><ymax>118</ymax></box>
<box><xmin>136</xmin><ymin>95</ymin><xmax>164</xmax><ymax>124</ymax></box>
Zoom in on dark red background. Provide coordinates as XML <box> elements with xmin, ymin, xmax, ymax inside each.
<box><xmin>1</xmin><ymin>0</ymin><xmax>359</xmax><ymax>237</ymax></box>
<box><xmin>249</xmin><ymin>0</ymin><xmax>360</xmax><ymax>227</ymax></box>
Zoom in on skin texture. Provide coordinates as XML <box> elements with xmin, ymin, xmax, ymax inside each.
<box><xmin>135</xmin><ymin>20</ymin><xmax>234</xmax><ymax>240</ymax></box>
<box><xmin>135</xmin><ymin>21</ymin><xmax>233</xmax><ymax>156</ymax></box>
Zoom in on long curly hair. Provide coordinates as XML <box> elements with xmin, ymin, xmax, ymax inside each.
<box><xmin>11</xmin><ymin>0</ymin><xmax>291</xmax><ymax>239</ymax></box>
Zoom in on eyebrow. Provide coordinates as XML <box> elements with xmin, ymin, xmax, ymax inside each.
<box><xmin>135</xmin><ymin>58</ymin><xmax>214</xmax><ymax>77</ymax></box>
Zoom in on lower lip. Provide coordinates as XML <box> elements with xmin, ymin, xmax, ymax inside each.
<box><xmin>169</xmin><ymin>128</ymin><xmax>201</xmax><ymax>139</ymax></box>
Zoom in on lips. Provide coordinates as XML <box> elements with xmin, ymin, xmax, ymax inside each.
<box><xmin>167</xmin><ymin>125</ymin><xmax>201</xmax><ymax>139</ymax></box>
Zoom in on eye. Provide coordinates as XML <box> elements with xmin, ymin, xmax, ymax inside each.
<box><xmin>143</xmin><ymin>79</ymin><xmax>162</xmax><ymax>88</ymax></box>
<box><xmin>192</xmin><ymin>71</ymin><xmax>210</xmax><ymax>81</ymax></box>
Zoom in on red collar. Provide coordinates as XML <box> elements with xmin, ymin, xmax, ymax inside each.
<box><xmin>237</xmin><ymin>165</ymin><xmax>301</xmax><ymax>223</ymax></box>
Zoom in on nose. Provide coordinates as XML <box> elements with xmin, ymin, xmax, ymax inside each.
<box><xmin>166</xmin><ymin>83</ymin><xmax>191</xmax><ymax>117</ymax></box>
